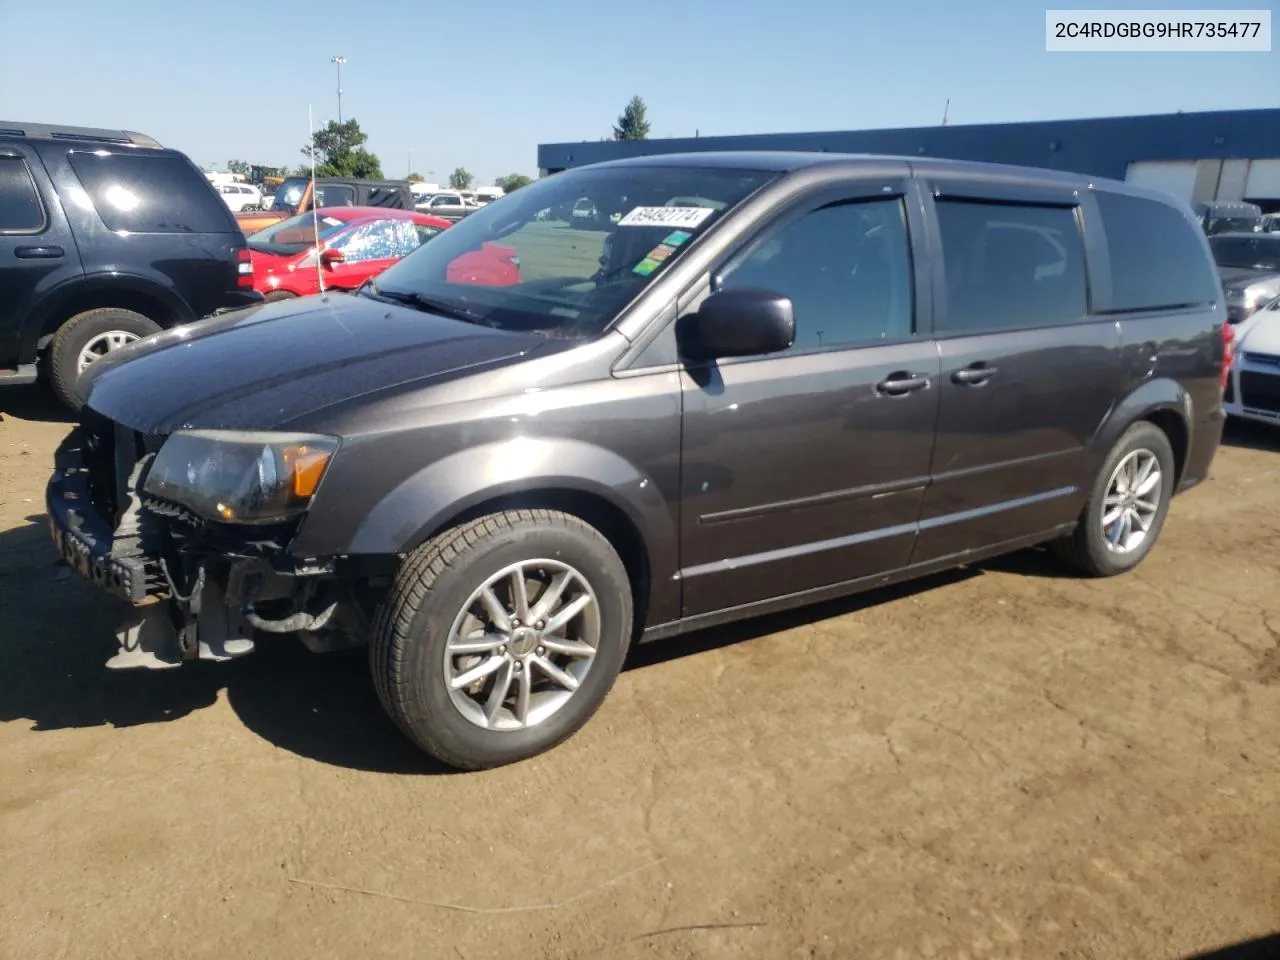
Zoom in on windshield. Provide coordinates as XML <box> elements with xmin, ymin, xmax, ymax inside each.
<box><xmin>1210</xmin><ymin>236</ymin><xmax>1280</xmax><ymax>271</ymax></box>
<box><xmin>1205</xmin><ymin>216</ymin><xmax>1260</xmax><ymax>236</ymax></box>
<box><xmin>369</xmin><ymin>164</ymin><xmax>775</xmax><ymax>338</ymax></box>
<box><xmin>247</xmin><ymin>211</ymin><xmax>349</xmax><ymax>255</ymax></box>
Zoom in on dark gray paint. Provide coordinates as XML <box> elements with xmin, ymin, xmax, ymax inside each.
<box><xmin>80</xmin><ymin>151</ymin><xmax>1228</xmax><ymax>641</ymax></box>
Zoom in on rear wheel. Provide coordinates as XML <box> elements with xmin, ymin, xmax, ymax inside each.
<box><xmin>48</xmin><ymin>307</ymin><xmax>161</xmax><ymax>411</ymax></box>
<box><xmin>263</xmin><ymin>290</ymin><xmax>297</xmax><ymax>303</ymax></box>
<box><xmin>1052</xmin><ymin>421</ymin><xmax>1175</xmax><ymax>577</ymax></box>
<box><xmin>370</xmin><ymin>509</ymin><xmax>633</xmax><ymax>770</ymax></box>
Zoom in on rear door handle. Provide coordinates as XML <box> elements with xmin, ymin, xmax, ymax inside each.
<box><xmin>952</xmin><ymin>364</ymin><xmax>998</xmax><ymax>385</ymax></box>
<box><xmin>15</xmin><ymin>245</ymin><xmax>64</xmax><ymax>259</ymax></box>
<box><xmin>876</xmin><ymin>373</ymin><xmax>930</xmax><ymax>396</ymax></box>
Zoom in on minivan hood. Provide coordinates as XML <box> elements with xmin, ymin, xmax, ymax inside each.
<box><xmin>1239</xmin><ymin>309</ymin><xmax>1280</xmax><ymax>357</ymax></box>
<box><xmin>84</xmin><ymin>293</ymin><xmax>547</xmax><ymax>434</ymax></box>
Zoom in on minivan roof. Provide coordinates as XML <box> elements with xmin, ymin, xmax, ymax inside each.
<box><xmin>0</xmin><ymin>120</ymin><xmax>162</xmax><ymax>148</ymax></box>
<box><xmin>581</xmin><ymin>149</ymin><xmax>1185</xmax><ymax>206</ymax></box>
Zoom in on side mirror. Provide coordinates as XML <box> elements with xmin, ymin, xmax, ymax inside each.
<box><xmin>677</xmin><ymin>287</ymin><xmax>796</xmax><ymax>362</ymax></box>
<box><xmin>320</xmin><ymin>247</ymin><xmax>345</xmax><ymax>266</ymax></box>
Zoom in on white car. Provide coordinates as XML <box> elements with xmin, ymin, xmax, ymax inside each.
<box><xmin>218</xmin><ymin>182</ymin><xmax>262</xmax><ymax>212</ymax></box>
<box><xmin>1224</xmin><ymin>295</ymin><xmax>1280</xmax><ymax>426</ymax></box>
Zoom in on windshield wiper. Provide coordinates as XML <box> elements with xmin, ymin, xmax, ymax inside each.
<box><xmin>366</xmin><ymin>286</ymin><xmax>493</xmax><ymax>326</ymax></box>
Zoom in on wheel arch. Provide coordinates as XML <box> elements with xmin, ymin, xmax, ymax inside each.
<box><xmin>27</xmin><ymin>276</ymin><xmax>194</xmax><ymax>356</ymax></box>
<box><xmin>302</xmin><ymin>436</ymin><xmax>680</xmax><ymax>628</ymax></box>
<box><xmin>1093</xmin><ymin>378</ymin><xmax>1192</xmax><ymax>486</ymax></box>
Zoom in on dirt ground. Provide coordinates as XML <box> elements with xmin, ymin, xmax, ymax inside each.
<box><xmin>2</xmin><ymin>383</ymin><xmax>1279</xmax><ymax>960</ymax></box>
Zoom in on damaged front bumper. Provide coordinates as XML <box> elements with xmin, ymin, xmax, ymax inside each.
<box><xmin>46</xmin><ymin>421</ymin><xmax>363</xmax><ymax>670</ymax></box>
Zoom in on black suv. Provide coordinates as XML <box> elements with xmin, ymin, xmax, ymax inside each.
<box><xmin>0</xmin><ymin>122</ymin><xmax>262</xmax><ymax>408</ymax></box>
<box><xmin>47</xmin><ymin>152</ymin><xmax>1228</xmax><ymax>770</ymax></box>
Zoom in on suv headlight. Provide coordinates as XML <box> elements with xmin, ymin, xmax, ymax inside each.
<box><xmin>143</xmin><ymin>430</ymin><xmax>339</xmax><ymax>525</ymax></box>
<box><xmin>1243</xmin><ymin>280</ymin><xmax>1280</xmax><ymax>316</ymax></box>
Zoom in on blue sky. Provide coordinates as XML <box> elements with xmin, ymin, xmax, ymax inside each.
<box><xmin>1</xmin><ymin>0</ymin><xmax>1274</xmax><ymax>185</ymax></box>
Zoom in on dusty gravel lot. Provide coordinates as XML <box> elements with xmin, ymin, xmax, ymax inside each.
<box><xmin>2</xmin><ymin>383</ymin><xmax>1279</xmax><ymax>960</ymax></box>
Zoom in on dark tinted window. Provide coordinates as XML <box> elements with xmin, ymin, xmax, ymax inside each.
<box><xmin>719</xmin><ymin>197</ymin><xmax>914</xmax><ymax>349</ymax></box>
<box><xmin>937</xmin><ymin>200</ymin><xmax>1087</xmax><ymax>333</ymax></box>
<box><xmin>1209</xmin><ymin>235</ymin><xmax>1280</xmax><ymax>272</ymax></box>
<box><xmin>0</xmin><ymin>155</ymin><xmax>45</xmax><ymax>233</ymax></box>
<box><xmin>68</xmin><ymin>152</ymin><xmax>232</xmax><ymax>234</ymax></box>
<box><xmin>1097</xmin><ymin>191</ymin><xmax>1219</xmax><ymax>312</ymax></box>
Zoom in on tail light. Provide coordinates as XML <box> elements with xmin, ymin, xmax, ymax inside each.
<box><xmin>1220</xmin><ymin>320</ymin><xmax>1235</xmax><ymax>391</ymax></box>
<box><xmin>235</xmin><ymin>247</ymin><xmax>254</xmax><ymax>289</ymax></box>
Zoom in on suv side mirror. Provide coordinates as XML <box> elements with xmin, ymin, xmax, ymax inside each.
<box><xmin>678</xmin><ymin>287</ymin><xmax>796</xmax><ymax>362</ymax></box>
<box><xmin>320</xmin><ymin>247</ymin><xmax>345</xmax><ymax>266</ymax></box>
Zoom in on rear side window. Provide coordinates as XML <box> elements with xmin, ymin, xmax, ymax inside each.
<box><xmin>0</xmin><ymin>155</ymin><xmax>46</xmax><ymax>233</ymax></box>
<box><xmin>68</xmin><ymin>152</ymin><xmax>233</xmax><ymax>234</ymax></box>
<box><xmin>1096</xmin><ymin>192</ymin><xmax>1219</xmax><ymax>312</ymax></box>
<box><xmin>936</xmin><ymin>200</ymin><xmax>1088</xmax><ymax>334</ymax></box>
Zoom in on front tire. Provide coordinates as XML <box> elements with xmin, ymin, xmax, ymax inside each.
<box><xmin>1052</xmin><ymin>421</ymin><xmax>1176</xmax><ymax>577</ymax></box>
<box><xmin>370</xmin><ymin>509</ymin><xmax>633</xmax><ymax>770</ymax></box>
<box><xmin>48</xmin><ymin>307</ymin><xmax>161</xmax><ymax>411</ymax></box>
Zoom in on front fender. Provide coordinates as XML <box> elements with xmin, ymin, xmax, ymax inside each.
<box><xmin>302</xmin><ymin>436</ymin><xmax>677</xmax><ymax>566</ymax></box>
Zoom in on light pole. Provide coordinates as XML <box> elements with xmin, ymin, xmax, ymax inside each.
<box><xmin>408</xmin><ymin>148</ymin><xmax>412</xmax><ymax>176</ymax></box>
<box><xmin>330</xmin><ymin>55</ymin><xmax>346</xmax><ymax>123</ymax></box>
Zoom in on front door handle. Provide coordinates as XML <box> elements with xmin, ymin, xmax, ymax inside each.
<box><xmin>14</xmin><ymin>245</ymin><xmax>64</xmax><ymax>259</ymax></box>
<box><xmin>952</xmin><ymin>364</ymin><xmax>998</xmax><ymax>385</ymax></box>
<box><xmin>876</xmin><ymin>373</ymin><xmax>930</xmax><ymax>396</ymax></box>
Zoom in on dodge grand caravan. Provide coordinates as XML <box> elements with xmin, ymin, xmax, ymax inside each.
<box><xmin>47</xmin><ymin>152</ymin><xmax>1229</xmax><ymax>770</ymax></box>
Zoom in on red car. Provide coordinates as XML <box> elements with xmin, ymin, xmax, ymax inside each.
<box><xmin>245</xmin><ymin>207</ymin><xmax>521</xmax><ymax>300</ymax></box>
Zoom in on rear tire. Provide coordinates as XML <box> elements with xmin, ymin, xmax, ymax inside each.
<box><xmin>1052</xmin><ymin>421</ymin><xmax>1176</xmax><ymax>577</ymax></box>
<box><xmin>370</xmin><ymin>509</ymin><xmax>633</xmax><ymax>770</ymax></box>
<box><xmin>263</xmin><ymin>290</ymin><xmax>297</xmax><ymax>303</ymax></box>
<box><xmin>48</xmin><ymin>308</ymin><xmax>160</xmax><ymax>411</ymax></box>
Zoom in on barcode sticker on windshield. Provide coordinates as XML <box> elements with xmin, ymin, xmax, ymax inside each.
<box><xmin>617</xmin><ymin>206</ymin><xmax>715</xmax><ymax>228</ymax></box>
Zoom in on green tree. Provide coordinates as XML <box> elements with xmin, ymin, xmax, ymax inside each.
<box><xmin>449</xmin><ymin>167</ymin><xmax>474</xmax><ymax>190</ymax></box>
<box><xmin>612</xmin><ymin>95</ymin><xmax>651</xmax><ymax>141</ymax></box>
<box><xmin>495</xmin><ymin>173</ymin><xmax>534</xmax><ymax>193</ymax></box>
<box><xmin>301</xmin><ymin>119</ymin><xmax>384</xmax><ymax>178</ymax></box>
<box><xmin>227</xmin><ymin>158</ymin><xmax>250</xmax><ymax>175</ymax></box>
<box><xmin>407</xmin><ymin>172</ymin><xmax>424</xmax><ymax>183</ymax></box>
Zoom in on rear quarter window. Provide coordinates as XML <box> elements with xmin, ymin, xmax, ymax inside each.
<box><xmin>68</xmin><ymin>152</ymin><xmax>234</xmax><ymax>234</ymax></box>
<box><xmin>1096</xmin><ymin>191</ymin><xmax>1219</xmax><ymax>312</ymax></box>
<box><xmin>0</xmin><ymin>155</ymin><xmax>45</xmax><ymax>233</ymax></box>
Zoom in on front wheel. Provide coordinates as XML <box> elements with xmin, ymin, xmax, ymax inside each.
<box><xmin>1052</xmin><ymin>421</ymin><xmax>1176</xmax><ymax>577</ymax></box>
<box><xmin>370</xmin><ymin>509</ymin><xmax>633</xmax><ymax>770</ymax></box>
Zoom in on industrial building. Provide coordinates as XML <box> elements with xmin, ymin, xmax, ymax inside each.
<box><xmin>536</xmin><ymin>108</ymin><xmax>1280</xmax><ymax>210</ymax></box>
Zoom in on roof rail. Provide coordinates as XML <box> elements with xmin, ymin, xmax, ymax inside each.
<box><xmin>0</xmin><ymin>121</ymin><xmax>162</xmax><ymax>148</ymax></box>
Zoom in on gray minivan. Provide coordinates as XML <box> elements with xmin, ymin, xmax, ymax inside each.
<box><xmin>48</xmin><ymin>152</ymin><xmax>1229</xmax><ymax>769</ymax></box>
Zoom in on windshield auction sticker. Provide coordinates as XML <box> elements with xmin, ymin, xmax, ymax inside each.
<box><xmin>618</xmin><ymin>206</ymin><xmax>716</xmax><ymax>228</ymax></box>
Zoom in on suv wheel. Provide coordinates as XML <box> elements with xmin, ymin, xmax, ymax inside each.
<box><xmin>370</xmin><ymin>509</ymin><xmax>633</xmax><ymax>770</ymax></box>
<box><xmin>1052</xmin><ymin>421</ymin><xmax>1175</xmax><ymax>577</ymax></box>
<box><xmin>49</xmin><ymin>308</ymin><xmax>161</xmax><ymax>410</ymax></box>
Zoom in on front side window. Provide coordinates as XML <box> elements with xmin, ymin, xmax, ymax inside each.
<box><xmin>717</xmin><ymin>197</ymin><xmax>914</xmax><ymax>349</ymax></box>
<box><xmin>0</xmin><ymin>155</ymin><xmax>45</xmax><ymax>233</ymax></box>
<box><xmin>371</xmin><ymin>164</ymin><xmax>775</xmax><ymax>339</ymax></box>
<box><xmin>274</xmin><ymin>177</ymin><xmax>309</xmax><ymax>214</ymax></box>
<box><xmin>936</xmin><ymin>200</ymin><xmax>1087</xmax><ymax>333</ymax></box>
<box><xmin>414</xmin><ymin>223</ymin><xmax>442</xmax><ymax>245</ymax></box>
<box><xmin>68</xmin><ymin>152</ymin><xmax>232</xmax><ymax>234</ymax></box>
<box><xmin>330</xmin><ymin>219</ymin><xmax>421</xmax><ymax>263</ymax></box>
<box><xmin>314</xmin><ymin>185</ymin><xmax>356</xmax><ymax>207</ymax></box>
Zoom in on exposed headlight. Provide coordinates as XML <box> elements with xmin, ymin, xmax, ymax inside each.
<box><xmin>143</xmin><ymin>430</ymin><xmax>339</xmax><ymax>525</ymax></box>
<box><xmin>1243</xmin><ymin>280</ymin><xmax>1280</xmax><ymax>316</ymax></box>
